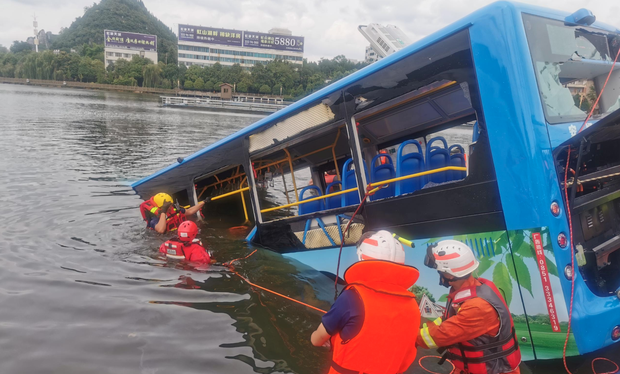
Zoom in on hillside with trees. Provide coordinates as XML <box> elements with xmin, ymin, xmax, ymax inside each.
<box><xmin>52</xmin><ymin>0</ymin><xmax>177</xmax><ymax>64</ymax></box>
<box><xmin>0</xmin><ymin>0</ymin><xmax>369</xmax><ymax>100</ymax></box>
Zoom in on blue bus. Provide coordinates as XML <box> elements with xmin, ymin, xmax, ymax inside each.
<box><xmin>133</xmin><ymin>1</ymin><xmax>620</xmax><ymax>361</ymax></box>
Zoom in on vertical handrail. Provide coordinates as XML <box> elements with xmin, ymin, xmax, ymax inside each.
<box><xmin>331</xmin><ymin>127</ymin><xmax>342</xmax><ymax>182</ymax></box>
<box><xmin>283</xmin><ymin>148</ymin><xmax>299</xmax><ymax>202</ymax></box>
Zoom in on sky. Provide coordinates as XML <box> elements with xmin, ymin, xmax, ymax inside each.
<box><xmin>1</xmin><ymin>0</ymin><xmax>618</xmax><ymax>61</ymax></box>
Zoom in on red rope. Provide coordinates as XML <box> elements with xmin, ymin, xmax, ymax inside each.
<box><xmin>334</xmin><ymin>184</ymin><xmax>382</xmax><ymax>295</ymax></box>
<box><xmin>417</xmin><ymin>355</ymin><xmax>455</xmax><ymax>374</ymax></box>
<box><xmin>223</xmin><ymin>249</ymin><xmax>327</xmax><ymax>314</ymax></box>
<box><xmin>591</xmin><ymin>357</ymin><xmax>620</xmax><ymax>374</ymax></box>
<box><xmin>577</xmin><ymin>46</ymin><xmax>620</xmax><ymax>134</ymax></box>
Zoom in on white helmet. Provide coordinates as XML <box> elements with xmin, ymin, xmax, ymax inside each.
<box><xmin>425</xmin><ymin>239</ymin><xmax>478</xmax><ymax>278</ymax></box>
<box><xmin>357</xmin><ymin>230</ymin><xmax>405</xmax><ymax>264</ymax></box>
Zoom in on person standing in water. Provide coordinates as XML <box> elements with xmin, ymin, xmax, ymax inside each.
<box><xmin>311</xmin><ymin>230</ymin><xmax>421</xmax><ymax>374</ymax></box>
<box><xmin>139</xmin><ymin>192</ymin><xmax>208</xmax><ymax>234</ymax></box>
<box><xmin>159</xmin><ymin>221</ymin><xmax>211</xmax><ymax>264</ymax></box>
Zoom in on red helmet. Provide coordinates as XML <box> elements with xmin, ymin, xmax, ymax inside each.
<box><xmin>178</xmin><ymin>221</ymin><xmax>199</xmax><ymax>242</ymax></box>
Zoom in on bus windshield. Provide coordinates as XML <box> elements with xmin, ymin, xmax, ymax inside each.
<box><xmin>523</xmin><ymin>14</ymin><xmax>620</xmax><ymax>124</ymax></box>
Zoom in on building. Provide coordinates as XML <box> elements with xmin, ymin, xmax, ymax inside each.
<box><xmin>358</xmin><ymin>23</ymin><xmax>411</xmax><ymax>63</ymax></box>
<box><xmin>418</xmin><ymin>294</ymin><xmax>446</xmax><ymax>320</ymax></box>
<box><xmin>104</xmin><ymin>30</ymin><xmax>158</xmax><ymax>68</ymax></box>
<box><xmin>177</xmin><ymin>25</ymin><xmax>304</xmax><ymax>69</ymax></box>
<box><xmin>365</xmin><ymin>45</ymin><xmax>379</xmax><ymax>63</ymax></box>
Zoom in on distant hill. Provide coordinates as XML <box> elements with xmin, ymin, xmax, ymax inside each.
<box><xmin>52</xmin><ymin>0</ymin><xmax>177</xmax><ymax>63</ymax></box>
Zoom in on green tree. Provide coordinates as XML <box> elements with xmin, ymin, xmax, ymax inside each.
<box><xmin>194</xmin><ymin>77</ymin><xmax>205</xmax><ymax>91</ymax></box>
<box><xmin>184</xmin><ymin>80</ymin><xmax>194</xmax><ymax>90</ymax></box>
<box><xmin>408</xmin><ymin>285</ymin><xmax>436</xmax><ymax>304</ymax></box>
<box><xmin>10</xmin><ymin>41</ymin><xmax>31</xmax><ymax>54</ymax></box>
<box><xmin>203</xmin><ymin>80</ymin><xmax>213</xmax><ymax>91</ymax></box>
<box><xmin>259</xmin><ymin>84</ymin><xmax>271</xmax><ymax>94</ymax></box>
<box><xmin>236</xmin><ymin>81</ymin><xmax>249</xmax><ymax>93</ymax></box>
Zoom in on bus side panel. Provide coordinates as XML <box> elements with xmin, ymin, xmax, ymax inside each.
<box><xmin>506</xmin><ymin>227</ymin><xmax>578</xmax><ymax>359</ymax></box>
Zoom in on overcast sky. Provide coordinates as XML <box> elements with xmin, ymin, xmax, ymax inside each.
<box><xmin>1</xmin><ymin>0</ymin><xmax>618</xmax><ymax>61</ymax></box>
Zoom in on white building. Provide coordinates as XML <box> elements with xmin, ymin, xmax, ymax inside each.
<box><xmin>104</xmin><ymin>30</ymin><xmax>158</xmax><ymax>68</ymax></box>
<box><xmin>177</xmin><ymin>25</ymin><xmax>304</xmax><ymax>69</ymax></box>
<box><xmin>358</xmin><ymin>24</ymin><xmax>411</xmax><ymax>63</ymax></box>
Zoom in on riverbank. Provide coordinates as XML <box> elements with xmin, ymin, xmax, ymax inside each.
<box><xmin>0</xmin><ymin>77</ymin><xmax>286</xmax><ymax>101</ymax></box>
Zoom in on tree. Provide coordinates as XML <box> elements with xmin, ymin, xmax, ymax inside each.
<box><xmin>194</xmin><ymin>77</ymin><xmax>205</xmax><ymax>91</ymax></box>
<box><xmin>10</xmin><ymin>41</ymin><xmax>31</xmax><ymax>54</ymax></box>
<box><xmin>408</xmin><ymin>285</ymin><xmax>436</xmax><ymax>304</ymax></box>
<box><xmin>0</xmin><ymin>45</ymin><xmax>8</xmax><ymax>54</ymax></box>
<box><xmin>203</xmin><ymin>80</ymin><xmax>213</xmax><ymax>92</ymax></box>
<box><xmin>259</xmin><ymin>84</ymin><xmax>271</xmax><ymax>94</ymax></box>
<box><xmin>184</xmin><ymin>80</ymin><xmax>194</xmax><ymax>90</ymax></box>
<box><xmin>236</xmin><ymin>81</ymin><xmax>249</xmax><ymax>93</ymax></box>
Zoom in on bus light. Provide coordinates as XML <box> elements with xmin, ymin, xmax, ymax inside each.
<box><xmin>612</xmin><ymin>326</ymin><xmax>620</xmax><ymax>341</ymax></box>
<box><xmin>558</xmin><ymin>233</ymin><xmax>568</xmax><ymax>248</ymax></box>
<box><xmin>564</xmin><ymin>265</ymin><xmax>574</xmax><ymax>280</ymax></box>
<box><xmin>550</xmin><ymin>201</ymin><xmax>561</xmax><ymax>216</ymax></box>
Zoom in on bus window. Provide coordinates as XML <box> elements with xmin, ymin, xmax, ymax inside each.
<box><xmin>524</xmin><ymin>14</ymin><xmax>620</xmax><ymax>124</ymax></box>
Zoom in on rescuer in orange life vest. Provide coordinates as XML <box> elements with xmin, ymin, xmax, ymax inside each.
<box><xmin>310</xmin><ymin>230</ymin><xmax>421</xmax><ymax>374</ymax></box>
<box><xmin>139</xmin><ymin>193</ymin><xmax>208</xmax><ymax>234</ymax></box>
<box><xmin>159</xmin><ymin>221</ymin><xmax>212</xmax><ymax>264</ymax></box>
<box><xmin>418</xmin><ymin>240</ymin><xmax>522</xmax><ymax>374</ymax></box>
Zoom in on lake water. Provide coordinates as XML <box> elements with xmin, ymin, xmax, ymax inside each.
<box><xmin>0</xmin><ymin>84</ymin><xmax>608</xmax><ymax>374</ymax></box>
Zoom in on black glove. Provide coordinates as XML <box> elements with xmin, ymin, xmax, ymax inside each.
<box><xmin>203</xmin><ymin>197</ymin><xmax>211</xmax><ymax>204</ymax></box>
<box><xmin>160</xmin><ymin>201</ymin><xmax>172</xmax><ymax>214</ymax></box>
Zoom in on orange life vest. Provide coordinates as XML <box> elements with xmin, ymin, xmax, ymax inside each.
<box><xmin>139</xmin><ymin>197</ymin><xmax>186</xmax><ymax>232</ymax></box>
<box><xmin>443</xmin><ymin>278</ymin><xmax>521</xmax><ymax>374</ymax></box>
<box><xmin>329</xmin><ymin>260</ymin><xmax>421</xmax><ymax>374</ymax></box>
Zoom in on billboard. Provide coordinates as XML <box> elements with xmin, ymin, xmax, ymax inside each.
<box><xmin>104</xmin><ymin>30</ymin><xmax>157</xmax><ymax>51</ymax></box>
<box><xmin>178</xmin><ymin>25</ymin><xmax>304</xmax><ymax>53</ymax></box>
<box><xmin>178</xmin><ymin>25</ymin><xmax>242</xmax><ymax>47</ymax></box>
<box><xmin>243</xmin><ymin>31</ymin><xmax>304</xmax><ymax>52</ymax></box>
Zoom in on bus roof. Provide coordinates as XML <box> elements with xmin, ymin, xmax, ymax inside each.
<box><xmin>131</xmin><ymin>1</ymin><xmax>618</xmax><ymax>198</ymax></box>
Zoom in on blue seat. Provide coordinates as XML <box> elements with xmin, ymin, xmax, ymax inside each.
<box><xmin>370</xmin><ymin>154</ymin><xmax>395</xmax><ymax>201</ymax></box>
<box><xmin>448</xmin><ymin>144</ymin><xmax>466</xmax><ymax>181</ymax></box>
<box><xmin>341</xmin><ymin>158</ymin><xmax>368</xmax><ymax>206</ymax></box>
<box><xmin>396</xmin><ymin>140</ymin><xmax>425</xmax><ymax>195</ymax></box>
<box><xmin>426</xmin><ymin>137</ymin><xmax>450</xmax><ymax>184</ymax></box>
<box><xmin>298</xmin><ymin>185</ymin><xmax>324</xmax><ymax>215</ymax></box>
<box><xmin>325</xmin><ymin>181</ymin><xmax>342</xmax><ymax>209</ymax></box>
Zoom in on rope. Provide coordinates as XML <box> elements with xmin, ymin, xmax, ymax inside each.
<box><xmin>334</xmin><ymin>184</ymin><xmax>383</xmax><ymax>297</ymax></box>
<box><xmin>563</xmin><ymin>147</ymin><xmax>619</xmax><ymax>374</ymax></box>
<box><xmin>418</xmin><ymin>355</ymin><xmax>455</xmax><ymax>374</ymax></box>
<box><xmin>577</xmin><ymin>45</ymin><xmax>620</xmax><ymax>134</ymax></box>
<box><xmin>223</xmin><ymin>249</ymin><xmax>327</xmax><ymax>314</ymax></box>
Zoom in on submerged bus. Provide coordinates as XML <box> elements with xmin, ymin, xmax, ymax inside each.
<box><xmin>132</xmin><ymin>1</ymin><xmax>620</xmax><ymax>361</ymax></box>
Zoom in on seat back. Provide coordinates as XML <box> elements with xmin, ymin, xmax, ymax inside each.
<box><xmin>298</xmin><ymin>185</ymin><xmax>323</xmax><ymax>215</ymax></box>
<box><xmin>325</xmin><ymin>181</ymin><xmax>343</xmax><ymax>209</ymax></box>
<box><xmin>370</xmin><ymin>154</ymin><xmax>395</xmax><ymax>201</ymax></box>
<box><xmin>396</xmin><ymin>140</ymin><xmax>425</xmax><ymax>195</ymax></box>
<box><xmin>341</xmin><ymin>158</ymin><xmax>367</xmax><ymax>206</ymax></box>
<box><xmin>448</xmin><ymin>144</ymin><xmax>466</xmax><ymax>181</ymax></box>
<box><xmin>426</xmin><ymin>137</ymin><xmax>450</xmax><ymax>184</ymax></box>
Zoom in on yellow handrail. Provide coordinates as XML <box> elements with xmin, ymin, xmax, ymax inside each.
<box><xmin>211</xmin><ymin>187</ymin><xmax>250</xmax><ymax>201</ymax></box>
<box><xmin>260</xmin><ymin>187</ymin><xmax>358</xmax><ymax>213</ymax></box>
<box><xmin>259</xmin><ymin>166</ymin><xmax>467</xmax><ymax>213</ymax></box>
<box><xmin>366</xmin><ymin>166</ymin><xmax>466</xmax><ymax>188</ymax></box>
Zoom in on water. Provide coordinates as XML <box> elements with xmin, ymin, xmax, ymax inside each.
<box><xmin>0</xmin><ymin>84</ymin><xmax>332</xmax><ymax>374</ymax></box>
<box><xmin>0</xmin><ymin>84</ymin><xmax>613</xmax><ymax>374</ymax></box>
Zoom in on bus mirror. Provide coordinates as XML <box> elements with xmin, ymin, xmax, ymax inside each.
<box><xmin>565</xmin><ymin>8</ymin><xmax>595</xmax><ymax>26</ymax></box>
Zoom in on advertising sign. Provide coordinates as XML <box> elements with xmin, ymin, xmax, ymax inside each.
<box><xmin>532</xmin><ymin>232</ymin><xmax>561</xmax><ymax>332</ymax></box>
<box><xmin>104</xmin><ymin>30</ymin><xmax>157</xmax><ymax>51</ymax></box>
<box><xmin>178</xmin><ymin>25</ymin><xmax>242</xmax><ymax>47</ymax></box>
<box><xmin>243</xmin><ymin>31</ymin><xmax>304</xmax><ymax>52</ymax></box>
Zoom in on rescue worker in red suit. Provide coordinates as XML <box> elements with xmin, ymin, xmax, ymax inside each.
<box><xmin>310</xmin><ymin>230</ymin><xmax>421</xmax><ymax>374</ymax></box>
<box><xmin>159</xmin><ymin>221</ymin><xmax>211</xmax><ymax>264</ymax></box>
<box><xmin>139</xmin><ymin>192</ymin><xmax>208</xmax><ymax>234</ymax></box>
<box><xmin>418</xmin><ymin>240</ymin><xmax>521</xmax><ymax>374</ymax></box>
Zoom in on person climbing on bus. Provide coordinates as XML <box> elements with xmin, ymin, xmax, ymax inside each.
<box><xmin>418</xmin><ymin>240</ymin><xmax>521</xmax><ymax>374</ymax></box>
<box><xmin>159</xmin><ymin>221</ymin><xmax>211</xmax><ymax>264</ymax></box>
<box><xmin>310</xmin><ymin>230</ymin><xmax>421</xmax><ymax>374</ymax></box>
<box><xmin>139</xmin><ymin>192</ymin><xmax>208</xmax><ymax>234</ymax></box>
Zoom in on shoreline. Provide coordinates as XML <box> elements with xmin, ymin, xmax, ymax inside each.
<box><xmin>0</xmin><ymin>77</ymin><xmax>286</xmax><ymax>101</ymax></box>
